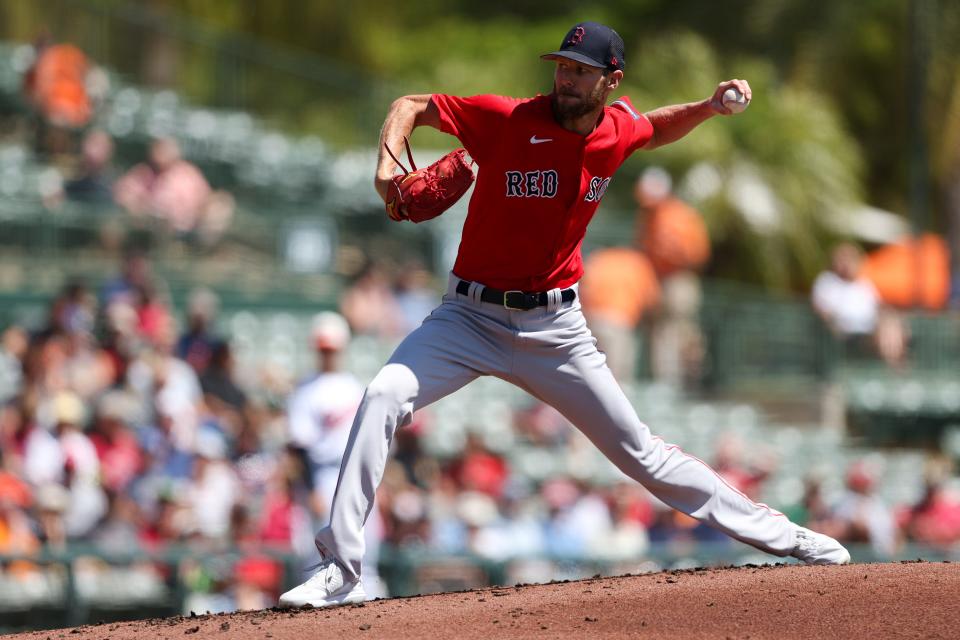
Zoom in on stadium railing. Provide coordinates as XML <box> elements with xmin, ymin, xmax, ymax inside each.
<box><xmin>1</xmin><ymin>542</ymin><xmax>955</xmax><ymax>632</ymax></box>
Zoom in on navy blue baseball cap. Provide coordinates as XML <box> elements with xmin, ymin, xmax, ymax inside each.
<box><xmin>541</xmin><ymin>22</ymin><xmax>625</xmax><ymax>72</ymax></box>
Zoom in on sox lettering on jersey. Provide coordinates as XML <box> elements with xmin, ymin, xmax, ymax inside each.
<box><xmin>584</xmin><ymin>176</ymin><xmax>611</xmax><ymax>202</ymax></box>
<box><xmin>505</xmin><ymin>170</ymin><xmax>559</xmax><ymax>198</ymax></box>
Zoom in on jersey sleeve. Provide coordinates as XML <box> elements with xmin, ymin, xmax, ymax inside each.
<box><xmin>431</xmin><ymin>94</ymin><xmax>517</xmax><ymax>163</ymax></box>
<box><xmin>610</xmin><ymin>96</ymin><xmax>655</xmax><ymax>154</ymax></box>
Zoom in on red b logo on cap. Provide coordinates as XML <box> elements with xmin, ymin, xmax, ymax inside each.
<box><xmin>567</xmin><ymin>26</ymin><xmax>585</xmax><ymax>45</ymax></box>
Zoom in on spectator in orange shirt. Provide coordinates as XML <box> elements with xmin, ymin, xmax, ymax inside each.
<box><xmin>22</xmin><ymin>35</ymin><xmax>104</xmax><ymax>155</ymax></box>
<box><xmin>634</xmin><ymin>167</ymin><xmax>710</xmax><ymax>388</ymax></box>
<box><xmin>634</xmin><ymin>167</ymin><xmax>710</xmax><ymax>280</ymax></box>
<box><xmin>580</xmin><ymin>247</ymin><xmax>660</xmax><ymax>382</ymax></box>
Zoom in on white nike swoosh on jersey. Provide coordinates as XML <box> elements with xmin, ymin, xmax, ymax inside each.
<box><xmin>529</xmin><ymin>135</ymin><xmax>553</xmax><ymax>144</ymax></box>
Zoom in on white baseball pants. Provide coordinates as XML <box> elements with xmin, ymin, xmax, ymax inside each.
<box><xmin>316</xmin><ymin>274</ymin><xmax>796</xmax><ymax>579</ymax></box>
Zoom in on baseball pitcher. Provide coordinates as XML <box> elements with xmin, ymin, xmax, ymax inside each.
<box><xmin>280</xmin><ymin>20</ymin><xmax>849</xmax><ymax>609</ymax></box>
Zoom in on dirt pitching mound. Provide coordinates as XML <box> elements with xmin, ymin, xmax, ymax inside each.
<box><xmin>9</xmin><ymin>561</ymin><xmax>957</xmax><ymax>639</ymax></box>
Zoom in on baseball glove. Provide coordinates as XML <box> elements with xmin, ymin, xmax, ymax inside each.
<box><xmin>384</xmin><ymin>137</ymin><xmax>475</xmax><ymax>223</ymax></box>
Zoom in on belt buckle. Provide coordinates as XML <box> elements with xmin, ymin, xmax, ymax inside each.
<box><xmin>504</xmin><ymin>290</ymin><xmax>536</xmax><ymax>311</ymax></box>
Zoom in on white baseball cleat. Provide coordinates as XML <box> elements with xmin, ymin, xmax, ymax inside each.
<box><xmin>790</xmin><ymin>525</ymin><xmax>851</xmax><ymax>565</ymax></box>
<box><xmin>278</xmin><ymin>558</ymin><xmax>366</xmax><ymax>608</ymax></box>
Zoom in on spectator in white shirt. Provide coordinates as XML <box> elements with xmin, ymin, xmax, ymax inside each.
<box><xmin>286</xmin><ymin>311</ymin><xmax>384</xmax><ymax>596</ymax></box>
<box><xmin>811</xmin><ymin>243</ymin><xmax>906</xmax><ymax>367</ymax></box>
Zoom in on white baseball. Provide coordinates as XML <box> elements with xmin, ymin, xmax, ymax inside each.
<box><xmin>722</xmin><ymin>87</ymin><xmax>749</xmax><ymax>113</ymax></box>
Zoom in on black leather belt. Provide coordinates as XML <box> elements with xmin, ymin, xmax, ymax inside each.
<box><xmin>456</xmin><ymin>279</ymin><xmax>576</xmax><ymax>311</ymax></box>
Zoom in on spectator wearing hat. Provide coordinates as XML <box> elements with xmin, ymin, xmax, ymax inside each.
<box><xmin>287</xmin><ymin>312</ymin><xmax>363</xmax><ymax>520</ymax></box>
<box><xmin>286</xmin><ymin>311</ymin><xmax>384</xmax><ymax>595</ymax></box>
<box><xmin>89</xmin><ymin>392</ymin><xmax>144</xmax><ymax>494</ymax></box>
<box><xmin>52</xmin><ymin>391</ymin><xmax>107</xmax><ymax>538</ymax></box>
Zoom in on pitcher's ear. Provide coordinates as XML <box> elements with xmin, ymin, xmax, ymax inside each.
<box><xmin>607</xmin><ymin>69</ymin><xmax>623</xmax><ymax>90</ymax></box>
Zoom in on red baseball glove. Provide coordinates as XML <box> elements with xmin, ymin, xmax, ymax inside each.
<box><xmin>384</xmin><ymin>137</ymin><xmax>475</xmax><ymax>223</ymax></box>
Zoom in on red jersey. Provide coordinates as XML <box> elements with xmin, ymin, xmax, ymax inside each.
<box><xmin>431</xmin><ymin>93</ymin><xmax>654</xmax><ymax>291</ymax></box>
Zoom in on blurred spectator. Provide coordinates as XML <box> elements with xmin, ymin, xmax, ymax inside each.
<box><xmin>99</xmin><ymin>300</ymin><xmax>140</xmax><ymax>388</ymax></box>
<box><xmin>587</xmin><ymin>483</ymin><xmax>651</xmax><ymax>561</ymax></box>
<box><xmin>139</xmin><ymin>494</ymin><xmax>186</xmax><ymax>549</ymax></box>
<box><xmin>541</xmin><ymin>476</ymin><xmax>611</xmax><ymax>558</ymax></box>
<box><xmin>579</xmin><ymin>247</ymin><xmax>660</xmax><ymax>382</ymax></box>
<box><xmin>0</xmin><ymin>463</ymin><xmax>40</xmax><ymax>575</ymax></box>
<box><xmin>457</xmin><ymin>490</ymin><xmax>506</xmax><ymax>559</ymax></box>
<box><xmin>127</xmin><ymin>314</ymin><xmax>202</xmax><ymax>452</ymax></box>
<box><xmin>186</xmin><ymin>428</ymin><xmax>239</xmax><ymax>542</ymax></box>
<box><xmin>287</xmin><ymin>312</ymin><xmax>362</xmax><ymax>521</ymax></box>
<box><xmin>512</xmin><ymin>401</ymin><xmax>572</xmax><ymax>447</ymax></box>
<box><xmin>42</xmin><ymin>279</ymin><xmax>96</xmax><ymax>340</ymax></box>
<box><xmin>634</xmin><ymin>168</ymin><xmax>709</xmax><ymax>388</ymax></box>
<box><xmin>63</xmin><ymin>129</ymin><xmax>117</xmax><ymax>204</ymax></box>
<box><xmin>468</xmin><ymin>489</ymin><xmax>544</xmax><ymax>563</ymax></box>
<box><xmin>88</xmin><ymin>392</ymin><xmax>143</xmax><ymax>495</ymax></box>
<box><xmin>862</xmin><ymin>234</ymin><xmax>950</xmax><ymax>311</ymax></box>
<box><xmin>393</xmin><ymin>260</ymin><xmax>438</xmax><ymax>335</ymax></box>
<box><xmin>35</xmin><ymin>482</ymin><xmax>69</xmax><ymax>549</ymax></box>
<box><xmin>134</xmin><ymin>283</ymin><xmax>174</xmax><ymax>345</ymax></box>
<box><xmin>53</xmin><ymin>390</ymin><xmax>108</xmax><ymax>538</ymax></box>
<box><xmin>22</xmin><ymin>36</ymin><xmax>90</xmax><ymax>128</ymax></box>
<box><xmin>21</xmin><ymin>35</ymin><xmax>104</xmax><ymax>155</ymax></box>
<box><xmin>7</xmin><ymin>393</ymin><xmax>65</xmax><ymax>488</ymax></box>
<box><xmin>0</xmin><ymin>448</ymin><xmax>40</xmax><ymax>575</ymax></box>
<box><xmin>340</xmin><ymin>261</ymin><xmax>403</xmax><ymax>340</ymax></box>
<box><xmin>257</xmin><ymin>473</ymin><xmax>311</xmax><ymax>551</ymax></box>
<box><xmin>201</xmin><ymin>341</ymin><xmax>247</xmax><ymax>414</ymax></box>
<box><xmin>177</xmin><ymin>287</ymin><xmax>222</xmax><ymax>375</ymax></box>
<box><xmin>196</xmin><ymin>189</ymin><xmax>237</xmax><ymax>247</ymax></box>
<box><xmin>902</xmin><ymin>459</ymin><xmax>960</xmax><ymax>547</ymax></box>
<box><xmin>92</xmin><ymin>493</ymin><xmax>144</xmax><ymax>553</ymax></box>
<box><xmin>811</xmin><ymin>243</ymin><xmax>907</xmax><ymax>367</ymax></box>
<box><xmin>447</xmin><ymin>432</ymin><xmax>508</xmax><ymax>500</ymax></box>
<box><xmin>0</xmin><ymin>453</ymin><xmax>32</xmax><ymax>513</ymax></box>
<box><xmin>100</xmin><ymin>248</ymin><xmax>160</xmax><ymax>309</ymax></box>
<box><xmin>390</xmin><ymin>416</ymin><xmax>434</xmax><ymax>489</ymax></box>
<box><xmin>285</xmin><ymin>311</ymin><xmax>384</xmax><ymax>595</ymax></box>
<box><xmin>0</xmin><ymin>326</ymin><xmax>28</xmax><ymax>404</ymax></box>
<box><xmin>114</xmin><ymin>137</ymin><xmax>233</xmax><ymax>239</ymax></box>
<box><xmin>832</xmin><ymin>460</ymin><xmax>898</xmax><ymax>558</ymax></box>
<box><xmin>39</xmin><ymin>282</ymin><xmax>116</xmax><ymax>400</ymax></box>
<box><xmin>783</xmin><ymin>474</ymin><xmax>837</xmax><ymax>535</ymax></box>
<box><xmin>231</xmin><ymin>554</ymin><xmax>284</xmax><ymax>610</ymax></box>
<box><xmin>712</xmin><ymin>433</ymin><xmax>775</xmax><ymax>500</ymax></box>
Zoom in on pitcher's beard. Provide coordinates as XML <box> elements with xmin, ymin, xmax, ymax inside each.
<box><xmin>551</xmin><ymin>86</ymin><xmax>606</xmax><ymax>123</ymax></box>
